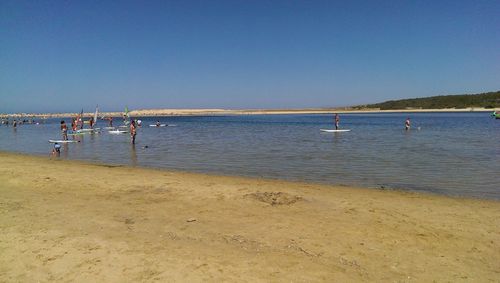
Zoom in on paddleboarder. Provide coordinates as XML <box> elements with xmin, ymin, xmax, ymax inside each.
<box><xmin>60</xmin><ymin>120</ymin><xmax>68</xmax><ymax>140</ymax></box>
<box><xmin>335</xmin><ymin>114</ymin><xmax>340</xmax><ymax>130</ymax></box>
<box><xmin>130</xmin><ymin>120</ymin><xmax>137</xmax><ymax>144</ymax></box>
<box><xmin>71</xmin><ymin>118</ymin><xmax>77</xmax><ymax>131</ymax></box>
<box><xmin>405</xmin><ymin>117</ymin><xmax>411</xmax><ymax>131</ymax></box>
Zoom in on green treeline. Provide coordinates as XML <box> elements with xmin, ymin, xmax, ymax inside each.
<box><xmin>359</xmin><ymin>91</ymin><xmax>500</xmax><ymax>110</ymax></box>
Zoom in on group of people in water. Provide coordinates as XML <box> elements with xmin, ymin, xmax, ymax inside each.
<box><xmin>50</xmin><ymin>114</ymin><xmax>413</xmax><ymax>155</ymax></box>
<box><xmin>53</xmin><ymin>116</ymin><xmax>139</xmax><ymax>155</ymax></box>
<box><xmin>0</xmin><ymin>118</ymin><xmax>39</xmax><ymax>127</ymax></box>
<box><xmin>58</xmin><ymin>116</ymin><xmax>140</xmax><ymax>143</ymax></box>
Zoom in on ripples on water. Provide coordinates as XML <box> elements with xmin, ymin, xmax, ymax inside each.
<box><xmin>1</xmin><ymin>113</ymin><xmax>499</xmax><ymax>199</ymax></box>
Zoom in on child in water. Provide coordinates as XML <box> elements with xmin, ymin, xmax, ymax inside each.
<box><xmin>52</xmin><ymin>143</ymin><xmax>61</xmax><ymax>156</ymax></box>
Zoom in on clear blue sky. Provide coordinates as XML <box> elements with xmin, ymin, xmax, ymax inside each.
<box><xmin>1</xmin><ymin>0</ymin><xmax>499</xmax><ymax>113</ymax></box>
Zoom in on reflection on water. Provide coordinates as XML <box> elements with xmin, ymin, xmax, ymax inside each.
<box><xmin>130</xmin><ymin>145</ymin><xmax>138</xmax><ymax>166</ymax></box>
<box><xmin>62</xmin><ymin>143</ymin><xmax>69</xmax><ymax>159</ymax></box>
<box><xmin>1</xmin><ymin>113</ymin><xmax>499</xmax><ymax>199</ymax></box>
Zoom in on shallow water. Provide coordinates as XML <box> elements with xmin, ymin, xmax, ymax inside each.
<box><xmin>1</xmin><ymin>113</ymin><xmax>499</xmax><ymax>199</ymax></box>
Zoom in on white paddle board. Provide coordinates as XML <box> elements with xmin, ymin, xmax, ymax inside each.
<box><xmin>49</xmin><ymin>140</ymin><xmax>80</xmax><ymax>143</ymax></box>
<box><xmin>320</xmin><ymin>129</ymin><xmax>351</xmax><ymax>133</ymax></box>
<box><xmin>76</xmin><ymin>128</ymin><xmax>100</xmax><ymax>133</ymax></box>
<box><xmin>149</xmin><ymin>124</ymin><xmax>167</xmax><ymax>127</ymax></box>
<box><xmin>77</xmin><ymin>129</ymin><xmax>93</xmax><ymax>132</ymax></box>
<box><xmin>109</xmin><ymin>130</ymin><xmax>128</xmax><ymax>134</ymax></box>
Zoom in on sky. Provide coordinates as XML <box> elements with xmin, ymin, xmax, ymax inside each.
<box><xmin>1</xmin><ymin>0</ymin><xmax>499</xmax><ymax>113</ymax></box>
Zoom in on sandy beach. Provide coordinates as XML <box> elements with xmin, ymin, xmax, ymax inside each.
<box><xmin>1</xmin><ymin>107</ymin><xmax>497</xmax><ymax>119</ymax></box>
<box><xmin>0</xmin><ymin>152</ymin><xmax>499</xmax><ymax>282</ymax></box>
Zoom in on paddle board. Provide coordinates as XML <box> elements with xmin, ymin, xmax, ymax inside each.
<box><xmin>104</xmin><ymin>127</ymin><xmax>115</xmax><ymax>130</ymax></box>
<box><xmin>77</xmin><ymin>128</ymin><xmax>100</xmax><ymax>132</ymax></box>
<box><xmin>49</xmin><ymin>140</ymin><xmax>80</xmax><ymax>143</ymax></box>
<box><xmin>149</xmin><ymin>124</ymin><xmax>167</xmax><ymax>127</ymax></box>
<box><xmin>109</xmin><ymin>130</ymin><xmax>128</xmax><ymax>134</ymax></box>
<box><xmin>320</xmin><ymin>129</ymin><xmax>351</xmax><ymax>133</ymax></box>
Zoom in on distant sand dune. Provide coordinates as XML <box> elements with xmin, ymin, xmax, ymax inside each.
<box><xmin>1</xmin><ymin>107</ymin><xmax>496</xmax><ymax>119</ymax></box>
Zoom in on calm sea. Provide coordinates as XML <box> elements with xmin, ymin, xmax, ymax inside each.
<box><xmin>1</xmin><ymin>113</ymin><xmax>499</xmax><ymax>199</ymax></box>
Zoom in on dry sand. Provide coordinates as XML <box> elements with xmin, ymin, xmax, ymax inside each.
<box><xmin>0</xmin><ymin>152</ymin><xmax>499</xmax><ymax>282</ymax></box>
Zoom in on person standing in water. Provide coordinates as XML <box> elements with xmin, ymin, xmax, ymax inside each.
<box><xmin>130</xmin><ymin>120</ymin><xmax>137</xmax><ymax>144</ymax></box>
<box><xmin>405</xmin><ymin>117</ymin><xmax>411</xmax><ymax>131</ymax></box>
<box><xmin>78</xmin><ymin>117</ymin><xmax>83</xmax><ymax>129</ymax></box>
<box><xmin>60</xmin><ymin>120</ymin><xmax>68</xmax><ymax>140</ymax></box>
<box><xmin>71</xmin><ymin>118</ymin><xmax>77</xmax><ymax>131</ymax></box>
<box><xmin>334</xmin><ymin>114</ymin><xmax>340</xmax><ymax>130</ymax></box>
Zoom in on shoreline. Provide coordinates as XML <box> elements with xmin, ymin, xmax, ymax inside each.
<box><xmin>1</xmin><ymin>107</ymin><xmax>497</xmax><ymax>119</ymax></box>
<box><xmin>1</xmin><ymin>151</ymin><xmax>499</xmax><ymax>281</ymax></box>
<box><xmin>3</xmin><ymin>151</ymin><xmax>495</xmax><ymax>201</ymax></box>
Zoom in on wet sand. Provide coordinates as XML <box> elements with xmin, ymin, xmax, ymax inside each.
<box><xmin>0</xmin><ymin>152</ymin><xmax>499</xmax><ymax>282</ymax></box>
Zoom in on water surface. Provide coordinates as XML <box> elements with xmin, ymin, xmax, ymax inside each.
<box><xmin>1</xmin><ymin>113</ymin><xmax>499</xmax><ymax>199</ymax></box>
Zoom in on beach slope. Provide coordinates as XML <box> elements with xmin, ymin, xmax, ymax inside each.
<box><xmin>0</xmin><ymin>152</ymin><xmax>499</xmax><ymax>282</ymax></box>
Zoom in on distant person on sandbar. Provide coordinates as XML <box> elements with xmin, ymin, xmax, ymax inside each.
<box><xmin>334</xmin><ymin>114</ymin><xmax>340</xmax><ymax>130</ymax></box>
<box><xmin>130</xmin><ymin>120</ymin><xmax>137</xmax><ymax>144</ymax></box>
<box><xmin>60</xmin><ymin>120</ymin><xmax>68</xmax><ymax>140</ymax></box>
<box><xmin>405</xmin><ymin>117</ymin><xmax>411</xmax><ymax>131</ymax></box>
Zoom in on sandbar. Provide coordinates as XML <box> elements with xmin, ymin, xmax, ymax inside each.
<box><xmin>1</xmin><ymin>107</ymin><xmax>497</xmax><ymax>119</ymax></box>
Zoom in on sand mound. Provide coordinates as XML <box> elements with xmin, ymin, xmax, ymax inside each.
<box><xmin>245</xmin><ymin>191</ymin><xmax>302</xmax><ymax>206</ymax></box>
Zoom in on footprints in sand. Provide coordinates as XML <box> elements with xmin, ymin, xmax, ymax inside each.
<box><xmin>223</xmin><ymin>234</ymin><xmax>268</xmax><ymax>252</ymax></box>
<box><xmin>244</xmin><ymin>191</ymin><xmax>302</xmax><ymax>206</ymax></box>
<box><xmin>114</xmin><ymin>215</ymin><xmax>136</xmax><ymax>230</ymax></box>
<box><xmin>286</xmin><ymin>239</ymin><xmax>323</xmax><ymax>257</ymax></box>
<box><xmin>0</xmin><ymin>201</ymin><xmax>24</xmax><ymax>214</ymax></box>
